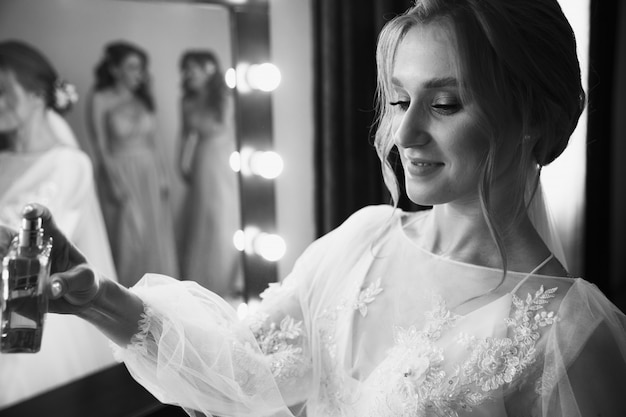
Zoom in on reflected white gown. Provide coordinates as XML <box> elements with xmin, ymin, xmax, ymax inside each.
<box><xmin>0</xmin><ymin>146</ymin><xmax>119</xmax><ymax>409</ymax></box>
<box><xmin>114</xmin><ymin>205</ymin><xmax>626</xmax><ymax>417</ymax></box>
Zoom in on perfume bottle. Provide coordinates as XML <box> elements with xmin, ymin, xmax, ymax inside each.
<box><xmin>1</xmin><ymin>212</ymin><xmax>52</xmax><ymax>353</ymax></box>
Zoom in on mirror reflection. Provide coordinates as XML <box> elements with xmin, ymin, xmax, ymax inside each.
<box><xmin>0</xmin><ymin>0</ymin><xmax>243</xmax><ymax>291</ymax></box>
<box><xmin>0</xmin><ymin>0</ymin><xmax>244</xmax><ymax>408</ymax></box>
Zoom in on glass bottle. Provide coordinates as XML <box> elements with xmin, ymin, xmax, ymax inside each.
<box><xmin>1</xmin><ymin>214</ymin><xmax>52</xmax><ymax>353</ymax></box>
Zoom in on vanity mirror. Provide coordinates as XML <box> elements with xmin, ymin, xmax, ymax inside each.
<box><xmin>0</xmin><ymin>0</ymin><xmax>277</xmax><ymax>301</ymax></box>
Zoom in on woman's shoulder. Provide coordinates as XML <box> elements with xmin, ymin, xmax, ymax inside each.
<box><xmin>344</xmin><ymin>204</ymin><xmax>397</xmax><ymax>224</ymax></box>
<box><xmin>293</xmin><ymin>205</ymin><xmax>398</xmax><ymax>268</ymax></box>
<box><xmin>90</xmin><ymin>89</ymin><xmax>134</xmax><ymax>112</ymax></box>
<box><xmin>90</xmin><ymin>88</ymin><xmax>114</xmax><ymax>104</ymax></box>
<box><xmin>516</xmin><ymin>276</ymin><xmax>625</xmax><ymax>325</ymax></box>
<box><xmin>40</xmin><ymin>147</ymin><xmax>93</xmax><ymax>190</ymax></box>
<box><xmin>47</xmin><ymin>146</ymin><xmax>91</xmax><ymax>168</ymax></box>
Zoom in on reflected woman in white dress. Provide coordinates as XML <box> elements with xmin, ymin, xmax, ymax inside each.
<box><xmin>0</xmin><ymin>40</ymin><xmax>118</xmax><ymax>409</ymax></box>
<box><xmin>4</xmin><ymin>1</ymin><xmax>626</xmax><ymax>416</ymax></box>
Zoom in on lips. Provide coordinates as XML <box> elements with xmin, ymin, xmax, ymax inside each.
<box><xmin>404</xmin><ymin>158</ymin><xmax>444</xmax><ymax>177</ymax></box>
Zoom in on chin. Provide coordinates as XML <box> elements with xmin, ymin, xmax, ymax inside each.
<box><xmin>405</xmin><ymin>186</ymin><xmax>446</xmax><ymax>207</ymax></box>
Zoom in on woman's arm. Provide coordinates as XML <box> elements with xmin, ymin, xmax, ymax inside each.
<box><xmin>3</xmin><ymin>204</ymin><xmax>313</xmax><ymax>416</ymax></box>
<box><xmin>73</xmin><ymin>277</ymin><xmax>144</xmax><ymax>347</ymax></box>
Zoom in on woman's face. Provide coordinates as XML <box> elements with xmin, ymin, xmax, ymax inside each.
<box><xmin>182</xmin><ymin>60</ymin><xmax>215</xmax><ymax>92</ymax></box>
<box><xmin>112</xmin><ymin>53</ymin><xmax>144</xmax><ymax>91</ymax></box>
<box><xmin>390</xmin><ymin>23</ymin><xmax>516</xmax><ymax>207</ymax></box>
<box><xmin>0</xmin><ymin>70</ymin><xmax>38</xmax><ymax>133</ymax></box>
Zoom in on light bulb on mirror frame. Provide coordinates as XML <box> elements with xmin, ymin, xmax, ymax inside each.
<box><xmin>253</xmin><ymin>232</ymin><xmax>286</xmax><ymax>262</ymax></box>
<box><xmin>233</xmin><ymin>62</ymin><xmax>281</xmax><ymax>93</ymax></box>
<box><xmin>225</xmin><ymin>67</ymin><xmax>237</xmax><ymax>89</ymax></box>
<box><xmin>233</xmin><ymin>229</ymin><xmax>245</xmax><ymax>251</ymax></box>
<box><xmin>249</xmin><ymin>150</ymin><xmax>283</xmax><ymax>179</ymax></box>
<box><xmin>238</xmin><ymin>226</ymin><xmax>286</xmax><ymax>262</ymax></box>
<box><xmin>238</xmin><ymin>147</ymin><xmax>283</xmax><ymax>179</ymax></box>
<box><xmin>246</xmin><ymin>63</ymin><xmax>281</xmax><ymax>92</ymax></box>
<box><xmin>229</xmin><ymin>151</ymin><xmax>241</xmax><ymax>172</ymax></box>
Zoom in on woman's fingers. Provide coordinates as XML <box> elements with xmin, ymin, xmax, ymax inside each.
<box><xmin>48</xmin><ymin>264</ymin><xmax>100</xmax><ymax>313</ymax></box>
<box><xmin>23</xmin><ymin>203</ymin><xmax>87</xmax><ymax>273</ymax></box>
<box><xmin>0</xmin><ymin>225</ymin><xmax>17</xmax><ymax>259</ymax></box>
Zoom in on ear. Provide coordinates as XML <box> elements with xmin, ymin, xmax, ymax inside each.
<box><xmin>29</xmin><ymin>90</ymin><xmax>48</xmax><ymax>110</ymax></box>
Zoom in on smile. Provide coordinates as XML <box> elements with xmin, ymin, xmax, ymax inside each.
<box><xmin>405</xmin><ymin>159</ymin><xmax>444</xmax><ymax>177</ymax></box>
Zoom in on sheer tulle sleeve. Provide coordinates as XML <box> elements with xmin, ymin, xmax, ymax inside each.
<box><xmin>537</xmin><ymin>279</ymin><xmax>626</xmax><ymax>417</ymax></box>
<box><xmin>111</xmin><ymin>270</ymin><xmax>313</xmax><ymax>417</ymax></box>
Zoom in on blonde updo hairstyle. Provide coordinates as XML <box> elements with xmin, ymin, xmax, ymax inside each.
<box><xmin>375</xmin><ymin>0</ymin><xmax>585</xmax><ymax>272</ymax></box>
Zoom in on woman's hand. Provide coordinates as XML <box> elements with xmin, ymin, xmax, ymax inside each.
<box><xmin>26</xmin><ymin>204</ymin><xmax>102</xmax><ymax>314</ymax></box>
<box><xmin>2</xmin><ymin>204</ymin><xmax>145</xmax><ymax>346</ymax></box>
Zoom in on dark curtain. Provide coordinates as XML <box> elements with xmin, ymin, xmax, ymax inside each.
<box><xmin>611</xmin><ymin>0</ymin><xmax>626</xmax><ymax>311</ymax></box>
<box><xmin>586</xmin><ymin>0</ymin><xmax>626</xmax><ymax>311</ymax></box>
<box><xmin>313</xmin><ymin>0</ymin><xmax>415</xmax><ymax>236</ymax></box>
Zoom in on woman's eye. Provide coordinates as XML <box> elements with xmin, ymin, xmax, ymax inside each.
<box><xmin>389</xmin><ymin>100</ymin><xmax>410</xmax><ymax>111</ymax></box>
<box><xmin>431</xmin><ymin>98</ymin><xmax>461</xmax><ymax>115</ymax></box>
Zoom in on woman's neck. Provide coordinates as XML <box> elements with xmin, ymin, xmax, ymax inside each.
<box><xmin>112</xmin><ymin>84</ymin><xmax>133</xmax><ymax>100</ymax></box>
<box><xmin>410</xmin><ymin>202</ymin><xmax>555</xmax><ymax>273</ymax></box>
<box><xmin>14</xmin><ymin>110</ymin><xmax>58</xmax><ymax>153</ymax></box>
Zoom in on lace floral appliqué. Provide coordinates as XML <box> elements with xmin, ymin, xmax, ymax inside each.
<box><xmin>384</xmin><ymin>287</ymin><xmax>559</xmax><ymax>416</ymax></box>
<box><xmin>353</xmin><ymin>277</ymin><xmax>383</xmax><ymax>317</ymax></box>
<box><xmin>246</xmin><ymin>280</ymin><xmax>308</xmax><ymax>383</ymax></box>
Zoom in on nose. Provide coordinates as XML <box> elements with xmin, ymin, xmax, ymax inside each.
<box><xmin>393</xmin><ymin>106</ymin><xmax>431</xmax><ymax>148</ymax></box>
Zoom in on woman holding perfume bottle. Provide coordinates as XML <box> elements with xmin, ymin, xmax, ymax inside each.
<box><xmin>4</xmin><ymin>0</ymin><xmax>626</xmax><ymax>415</ymax></box>
<box><xmin>0</xmin><ymin>40</ymin><xmax>118</xmax><ymax>408</ymax></box>
<box><xmin>86</xmin><ymin>41</ymin><xmax>178</xmax><ymax>286</ymax></box>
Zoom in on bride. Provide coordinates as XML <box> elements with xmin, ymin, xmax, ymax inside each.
<box><xmin>3</xmin><ymin>1</ymin><xmax>626</xmax><ymax>416</ymax></box>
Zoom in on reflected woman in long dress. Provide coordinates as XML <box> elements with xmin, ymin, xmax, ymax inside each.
<box><xmin>177</xmin><ymin>50</ymin><xmax>242</xmax><ymax>297</ymax></box>
<box><xmin>87</xmin><ymin>41</ymin><xmax>178</xmax><ymax>286</ymax></box>
<box><xmin>0</xmin><ymin>40</ymin><xmax>117</xmax><ymax>408</ymax></box>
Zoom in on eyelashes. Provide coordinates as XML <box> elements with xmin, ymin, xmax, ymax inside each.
<box><xmin>389</xmin><ymin>100</ymin><xmax>462</xmax><ymax>115</ymax></box>
<box><xmin>389</xmin><ymin>100</ymin><xmax>409</xmax><ymax>111</ymax></box>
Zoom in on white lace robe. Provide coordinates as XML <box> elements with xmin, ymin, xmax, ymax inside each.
<box><xmin>114</xmin><ymin>205</ymin><xmax>626</xmax><ymax>417</ymax></box>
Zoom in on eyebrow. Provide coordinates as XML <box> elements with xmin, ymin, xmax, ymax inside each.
<box><xmin>391</xmin><ymin>76</ymin><xmax>458</xmax><ymax>89</ymax></box>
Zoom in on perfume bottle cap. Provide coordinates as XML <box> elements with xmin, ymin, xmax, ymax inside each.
<box><xmin>21</xmin><ymin>217</ymin><xmax>42</xmax><ymax>231</ymax></box>
<box><xmin>18</xmin><ymin>208</ymin><xmax>44</xmax><ymax>248</ymax></box>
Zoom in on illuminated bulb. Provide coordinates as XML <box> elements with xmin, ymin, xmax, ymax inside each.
<box><xmin>253</xmin><ymin>233</ymin><xmax>286</xmax><ymax>262</ymax></box>
<box><xmin>229</xmin><ymin>151</ymin><xmax>241</xmax><ymax>172</ymax></box>
<box><xmin>243</xmin><ymin>225</ymin><xmax>260</xmax><ymax>254</ymax></box>
<box><xmin>225</xmin><ymin>68</ymin><xmax>237</xmax><ymax>89</ymax></box>
<box><xmin>236</xmin><ymin>63</ymin><xmax>251</xmax><ymax>93</ymax></box>
<box><xmin>233</xmin><ymin>229</ymin><xmax>245</xmax><ymax>251</ymax></box>
<box><xmin>249</xmin><ymin>151</ymin><xmax>283</xmax><ymax>179</ymax></box>
<box><xmin>246</xmin><ymin>63</ymin><xmax>281</xmax><ymax>92</ymax></box>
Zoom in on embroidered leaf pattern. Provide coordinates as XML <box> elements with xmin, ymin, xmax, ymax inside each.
<box><xmin>353</xmin><ymin>277</ymin><xmax>384</xmax><ymax>317</ymax></box>
<box><xmin>244</xmin><ymin>281</ymin><xmax>308</xmax><ymax>382</ymax></box>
